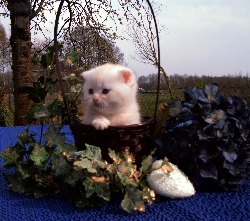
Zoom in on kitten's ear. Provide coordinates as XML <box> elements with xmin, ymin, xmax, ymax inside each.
<box><xmin>80</xmin><ymin>71</ymin><xmax>86</xmax><ymax>78</ymax></box>
<box><xmin>120</xmin><ymin>69</ymin><xmax>134</xmax><ymax>85</ymax></box>
<box><xmin>80</xmin><ymin>71</ymin><xmax>90</xmax><ymax>81</ymax></box>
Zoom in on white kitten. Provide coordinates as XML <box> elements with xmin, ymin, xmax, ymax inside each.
<box><xmin>81</xmin><ymin>63</ymin><xmax>141</xmax><ymax>130</ymax></box>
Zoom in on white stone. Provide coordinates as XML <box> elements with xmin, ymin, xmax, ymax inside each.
<box><xmin>147</xmin><ymin>160</ymin><xmax>196</xmax><ymax>199</ymax></box>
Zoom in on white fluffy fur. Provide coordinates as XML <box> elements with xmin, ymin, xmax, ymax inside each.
<box><xmin>81</xmin><ymin>63</ymin><xmax>140</xmax><ymax>130</ymax></box>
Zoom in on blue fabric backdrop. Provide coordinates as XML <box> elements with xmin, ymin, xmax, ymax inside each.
<box><xmin>0</xmin><ymin>126</ymin><xmax>249</xmax><ymax>221</ymax></box>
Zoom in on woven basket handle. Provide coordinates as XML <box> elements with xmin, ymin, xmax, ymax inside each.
<box><xmin>145</xmin><ymin>0</ymin><xmax>161</xmax><ymax>120</ymax></box>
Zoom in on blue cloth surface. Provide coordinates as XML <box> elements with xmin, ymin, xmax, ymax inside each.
<box><xmin>0</xmin><ymin>126</ymin><xmax>250</xmax><ymax>221</ymax></box>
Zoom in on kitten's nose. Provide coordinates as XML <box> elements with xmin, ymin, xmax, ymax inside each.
<box><xmin>93</xmin><ymin>94</ymin><xmax>100</xmax><ymax>103</ymax></box>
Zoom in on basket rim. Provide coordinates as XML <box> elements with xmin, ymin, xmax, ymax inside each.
<box><xmin>70</xmin><ymin>116</ymin><xmax>155</xmax><ymax>131</ymax></box>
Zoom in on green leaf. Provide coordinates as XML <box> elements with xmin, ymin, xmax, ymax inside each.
<box><xmin>21</xmin><ymin>85</ymin><xmax>48</xmax><ymax>103</ymax></box>
<box><xmin>76</xmin><ymin>144</ymin><xmax>105</xmax><ymax>168</ymax></box>
<box><xmin>142</xmin><ymin>187</ymin><xmax>156</xmax><ymax>205</ymax></box>
<box><xmin>62</xmin><ymin>142</ymin><xmax>77</xmax><ymax>152</ymax></box>
<box><xmin>66</xmin><ymin>51</ymin><xmax>79</xmax><ymax>65</ymax></box>
<box><xmin>73</xmin><ymin>145</ymin><xmax>106</xmax><ymax>174</ymax></box>
<box><xmin>30</xmin><ymin>144</ymin><xmax>49</xmax><ymax>167</ymax></box>
<box><xmin>83</xmin><ymin>177</ymin><xmax>110</xmax><ymax>202</ymax></box>
<box><xmin>44</xmin><ymin>126</ymin><xmax>76</xmax><ymax>152</ymax></box>
<box><xmin>83</xmin><ymin>177</ymin><xmax>95</xmax><ymax>197</ymax></box>
<box><xmin>85</xmin><ymin>144</ymin><xmax>103</xmax><ymax>160</ymax></box>
<box><xmin>121</xmin><ymin>188</ymin><xmax>145</xmax><ymax>213</ymax></box>
<box><xmin>17</xmin><ymin>128</ymin><xmax>36</xmax><ymax>145</ymax></box>
<box><xmin>118</xmin><ymin>173</ymin><xmax>138</xmax><ymax>187</ymax></box>
<box><xmin>70</xmin><ymin>84</ymin><xmax>82</xmax><ymax>94</ymax></box>
<box><xmin>40</xmin><ymin>51</ymin><xmax>53</xmax><ymax>69</ymax></box>
<box><xmin>140</xmin><ymin>154</ymin><xmax>153</xmax><ymax>174</ymax></box>
<box><xmin>33</xmin><ymin>107</ymin><xmax>50</xmax><ymax>120</ymax></box>
<box><xmin>16</xmin><ymin>164</ymin><xmax>31</xmax><ymax>180</ymax></box>
<box><xmin>74</xmin><ymin>158</ymin><xmax>97</xmax><ymax>173</ymax></box>
<box><xmin>4</xmin><ymin>174</ymin><xmax>26</xmax><ymax>194</ymax></box>
<box><xmin>44</xmin><ymin>126</ymin><xmax>64</xmax><ymax>147</ymax></box>
<box><xmin>52</xmin><ymin>153</ymin><xmax>71</xmax><ymax>177</ymax></box>
<box><xmin>64</xmin><ymin>170</ymin><xmax>85</xmax><ymax>186</ymax></box>
<box><xmin>1</xmin><ymin>148</ymin><xmax>20</xmax><ymax>167</ymax></box>
<box><xmin>108</xmin><ymin>148</ymin><xmax>121</xmax><ymax>164</ymax></box>
<box><xmin>117</xmin><ymin>162</ymin><xmax>138</xmax><ymax>187</ymax></box>
<box><xmin>63</xmin><ymin>74</ymin><xmax>77</xmax><ymax>81</ymax></box>
<box><xmin>162</xmin><ymin>157</ymin><xmax>170</xmax><ymax>166</ymax></box>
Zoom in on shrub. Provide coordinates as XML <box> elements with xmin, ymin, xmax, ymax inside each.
<box><xmin>0</xmin><ymin>106</ymin><xmax>14</xmax><ymax>126</ymax></box>
<box><xmin>156</xmin><ymin>84</ymin><xmax>250</xmax><ymax>191</ymax></box>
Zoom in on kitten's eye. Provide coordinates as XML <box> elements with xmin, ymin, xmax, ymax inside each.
<box><xmin>102</xmin><ymin>89</ymin><xmax>110</xmax><ymax>94</ymax></box>
<box><xmin>88</xmin><ymin>89</ymin><xmax>94</xmax><ymax>94</ymax></box>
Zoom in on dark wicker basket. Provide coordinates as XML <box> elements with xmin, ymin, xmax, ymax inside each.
<box><xmin>70</xmin><ymin>117</ymin><xmax>155</xmax><ymax>164</ymax></box>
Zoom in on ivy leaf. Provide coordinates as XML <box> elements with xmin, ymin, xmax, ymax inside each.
<box><xmin>16</xmin><ymin>163</ymin><xmax>31</xmax><ymax>179</ymax></box>
<box><xmin>34</xmin><ymin>107</ymin><xmax>50</xmax><ymax>120</ymax></box>
<box><xmin>76</xmin><ymin>144</ymin><xmax>105</xmax><ymax>169</ymax></box>
<box><xmin>4</xmin><ymin>174</ymin><xmax>26</xmax><ymax>194</ymax></box>
<box><xmin>140</xmin><ymin>154</ymin><xmax>152</xmax><ymax>174</ymax></box>
<box><xmin>70</xmin><ymin>84</ymin><xmax>82</xmax><ymax>94</ymax></box>
<box><xmin>44</xmin><ymin>126</ymin><xmax>64</xmax><ymax>147</ymax></box>
<box><xmin>117</xmin><ymin>162</ymin><xmax>138</xmax><ymax>187</ymax></box>
<box><xmin>108</xmin><ymin>148</ymin><xmax>121</xmax><ymax>164</ymax></box>
<box><xmin>17</xmin><ymin>128</ymin><xmax>36</xmax><ymax>145</ymax></box>
<box><xmin>62</xmin><ymin>142</ymin><xmax>77</xmax><ymax>153</ymax></box>
<box><xmin>63</xmin><ymin>74</ymin><xmax>77</xmax><ymax>81</ymax></box>
<box><xmin>30</xmin><ymin>144</ymin><xmax>49</xmax><ymax>167</ymax></box>
<box><xmin>121</xmin><ymin>188</ymin><xmax>145</xmax><ymax>213</ymax></box>
<box><xmin>64</xmin><ymin>170</ymin><xmax>85</xmax><ymax>186</ymax></box>
<box><xmin>85</xmin><ymin>144</ymin><xmax>103</xmax><ymax>161</ymax></box>
<box><xmin>40</xmin><ymin>51</ymin><xmax>53</xmax><ymax>69</ymax></box>
<box><xmin>73</xmin><ymin>145</ymin><xmax>105</xmax><ymax>173</ymax></box>
<box><xmin>83</xmin><ymin>177</ymin><xmax>110</xmax><ymax>201</ymax></box>
<box><xmin>74</xmin><ymin>158</ymin><xmax>97</xmax><ymax>173</ymax></box>
<box><xmin>1</xmin><ymin>148</ymin><xmax>20</xmax><ymax>167</ymax></box>
<box><xmin>66</xmin><ymin>51</ymin><xmax>79</xmax><ymax>65</ymax></box>
<box><xmin>52</xmin><ymin>153</ymin><xmax>71</xmax><ymax>177</ymax></box>
<box><xmin>44</xmin><ymin>126</ymin><xmax>76</xmax><ymax>152</ymax></box>
<box><xmin>20</xmin><ymin>86</ymin><xmax>45</xmax><ymax>103</ymax></box>
<box><xmin>142</xmin><ymin>188</ymin><xmax>155</xmax><ymax>205</ymax></box>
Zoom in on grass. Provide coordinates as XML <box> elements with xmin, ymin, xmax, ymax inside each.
<box><xmin>138</xmin><ymin>90</ymin><xmax>180</xmax><ymax>117</ymax></box>
<box><xmin>138</xmin><ymin>88</ymin><xmax>250</xmax><ymax>118</ymax></box>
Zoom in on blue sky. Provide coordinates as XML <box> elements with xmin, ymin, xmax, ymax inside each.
<box><xmin>127</xmin><ymin>0</ymin><xmax>250</xmax><ymax>76</ymax></box>
<box><xmin>1</xmin><ymin>0</ymin><xmax>250</xmax><ymax>77</ymax></box>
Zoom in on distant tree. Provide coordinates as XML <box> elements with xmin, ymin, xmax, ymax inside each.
<box><xmin>0</xmin><ymin>23</ymin><xmax>12</xmax><ymax>110</ymax></box>
<box><xmin>63</xmin><ymin>26</ymin><xmax>124</xmax><ymax>71</ymax></box>
<box><xmin>0</xmin><ymin>23</ymin><xmax>11</xmax><ymax>77</ymax></box>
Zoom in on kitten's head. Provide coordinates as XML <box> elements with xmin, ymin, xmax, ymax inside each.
<box><xmin>81</xmin><ymin>63</ymin><xmax>138</xmax><ymax>115</ymax></box>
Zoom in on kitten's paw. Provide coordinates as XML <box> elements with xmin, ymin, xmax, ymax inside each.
<box><xmin>92</xmin><ymin>118</ymin><xmax>110</xmax><ymax>130</ymax></box>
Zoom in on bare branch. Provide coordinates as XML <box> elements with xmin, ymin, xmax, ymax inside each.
<box><xmin>128</xmin><ymin>1</ymin><xmax>173</xmax><ymax>101</ymax></box>
<box><xmin>30</xmin><ymin>0</ymin><xmax>46</xmax><ymax>20</ymax></box>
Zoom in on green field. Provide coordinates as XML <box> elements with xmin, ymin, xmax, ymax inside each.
<box><xmin>138</xmin><ymin>91</ymin><xmax>179</xmax><ymax>117</ymax></box>
<box><xmin>138</xmin><ymin>87</ymin><xmax>250</xmax><ymax>118</ymax></box>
